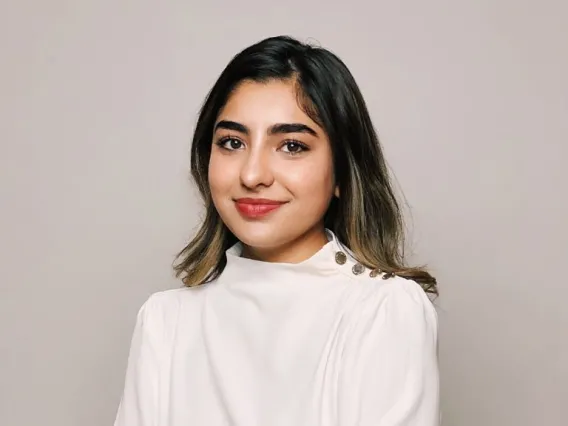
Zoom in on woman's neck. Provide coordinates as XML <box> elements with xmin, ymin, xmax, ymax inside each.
<box><xmin>240</xmin><ymin>226</ymin><xmax>329</xmax><ymax>264</ymax></box>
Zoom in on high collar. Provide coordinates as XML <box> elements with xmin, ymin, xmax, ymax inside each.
<box><xmin>223</xmin><ymin>229</ymin><xmax>351</xmax><ymax>279</ymax></box>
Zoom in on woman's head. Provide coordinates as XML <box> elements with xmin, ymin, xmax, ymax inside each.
<box><xmin>208</xmin><ymin>78</ymin><xmax>336</xmax><ymax>259</ymax></box>
<box><xmin>176</xmin><ymin>35</ymin><xmax>437</xmax><ymax>294</ymax></box>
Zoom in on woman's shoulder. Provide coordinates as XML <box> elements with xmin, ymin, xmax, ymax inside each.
<box><xmin>340</xmin><ymin>275</ymin><xmax>438</xmax><ymax>360</ymax></box>
<box><xmin>142</xmin><ymin>285</ymin><xmax>199</xmax><ymax>306</ymax></box>
<box><xmin>376</xmin><ymin>275</ymin><xmax>436</xmax><ymax>307</ymax></box>
<box><xmin>134</xmin><ymin>286</ymin><xmax>209</xmax><ymax>332</ymax></box>
<box><xmin>353</xmin><ymin>274</ymin><xmax>438</xmax><ymax>332</ymax></box>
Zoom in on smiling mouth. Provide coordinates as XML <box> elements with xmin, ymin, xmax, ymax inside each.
<box><xmin>234</xmin><ymin>198</ymin><xmax>287</xmax><ymax>218</ymax></box>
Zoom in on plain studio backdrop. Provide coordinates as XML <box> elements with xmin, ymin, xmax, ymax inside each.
<box><xmin>1</xmin><ymin>1</ymin><xmax>567</xmax><ymax>425</ymax></box>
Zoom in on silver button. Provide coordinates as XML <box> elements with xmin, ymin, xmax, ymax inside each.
<box><xmin>352</xmin><ymin>263</ymin><xmax>365</xmax><ymax>275</ymax></box>
<box><xmin>335</xmin><ymin>251</ymin><xmax>347</xmax><ymax>265</ymax></box>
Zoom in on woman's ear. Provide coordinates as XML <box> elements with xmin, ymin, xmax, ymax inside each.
<box><xmin>334</xmin><ymin>186</ymin><xmax>340</xmax><ymax>198</ymax></box>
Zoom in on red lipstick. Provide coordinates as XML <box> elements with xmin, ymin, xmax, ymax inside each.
<box><xmin>234</xmin><ymin>198</ymin><xmax>286</xmax><ymax>218</ymax></box>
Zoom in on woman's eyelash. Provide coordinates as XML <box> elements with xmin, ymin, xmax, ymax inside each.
<box><xmin>214</xmin><ymin>137</ymin><xmax>310</xmax><ymax>155</ymax></box>
<box><xmin>215</xmin><ymin>136</ymin><xmax>243</xmax><ymax>150</ymax></box>
<box><xmin>280</xmin><ymin>140</ymin><xmax>309</xmax><ymax>155</ymax></box>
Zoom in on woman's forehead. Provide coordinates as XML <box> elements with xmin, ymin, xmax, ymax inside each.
<box><xmin>218</xmin><ymin>80</ymin><xmax>321</xmax><ymax>129</ymax></box>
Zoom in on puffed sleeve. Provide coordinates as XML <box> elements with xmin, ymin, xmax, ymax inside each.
<box><xmin>339</xmin><ymin>277</ymin><xmax>439</xmax><ymax>426</ymax></box>
<box><xmin>114</xmin><ymin>295</ymin><xmax>162</xmax><ymax>426</ymax></box>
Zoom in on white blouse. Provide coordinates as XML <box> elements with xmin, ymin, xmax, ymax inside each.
<box><xmin>114</xmin><ymin>230</ymin><xmax>439</xmax><ymax>426</ymax></box>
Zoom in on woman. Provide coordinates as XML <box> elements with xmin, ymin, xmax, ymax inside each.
<box><xmin>114</xmin><ymin>36</ymin><xmax>439</xmax><ymax>426</ymax></box>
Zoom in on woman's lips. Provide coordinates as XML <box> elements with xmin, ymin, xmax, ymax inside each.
<box><xmin>234</xmin><ymin>198</ymin><xmax>286</xmax><ymax>218</ymax></box>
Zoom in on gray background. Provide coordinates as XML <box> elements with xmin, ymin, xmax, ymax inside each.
<box><xmin>1</xmin><ymin>1</ymin><xmax>566</xmax><ymax>425</ymax></box>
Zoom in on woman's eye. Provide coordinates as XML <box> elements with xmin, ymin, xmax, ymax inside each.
<box><xmin>281</xmin><ymin>141</ymin><xmax>307</xmax><ymax>154</ymax></box>
<box><xmin>219</xmin><ymin>138</ymin><xmax>244</xmax><ymax>150</ymax></box>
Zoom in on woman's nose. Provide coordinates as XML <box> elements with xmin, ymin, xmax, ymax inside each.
<box><xmin>239</xmin><ymin>148</ymin><xmax>274</xmax><ymax>189</ymax></box>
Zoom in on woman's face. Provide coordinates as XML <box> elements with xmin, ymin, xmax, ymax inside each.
<box><xmin>208</xmin><ymin>79</ymin><xmax>337</xmax><ymax>258</ymax></box>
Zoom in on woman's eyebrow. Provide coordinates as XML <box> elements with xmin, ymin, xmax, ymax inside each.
<box><xmin>214</xmin><ymin>120</ymin><xmax>248</xmax><ymax>134</ymax></box>
<box><xmin>214</xmin><ymin>120</ymin><xmax>318</xmax><ymax>137</ymax></box>
<box><xmin>268</xmin><ymin>123</ymin><xmax>317</xmax><ymax>136</ymax></box>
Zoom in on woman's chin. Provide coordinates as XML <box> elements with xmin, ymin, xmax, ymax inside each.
<box><xmin>229</xmin><ymin>222</ymin><xmax>287</xmax><ymax>249</ymax></box>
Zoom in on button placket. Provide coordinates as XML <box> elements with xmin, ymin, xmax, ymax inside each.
<box><xmin>335</xmin><ymin>250</ymin><xmax>368</xmax><ymax>276</ymax></box>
